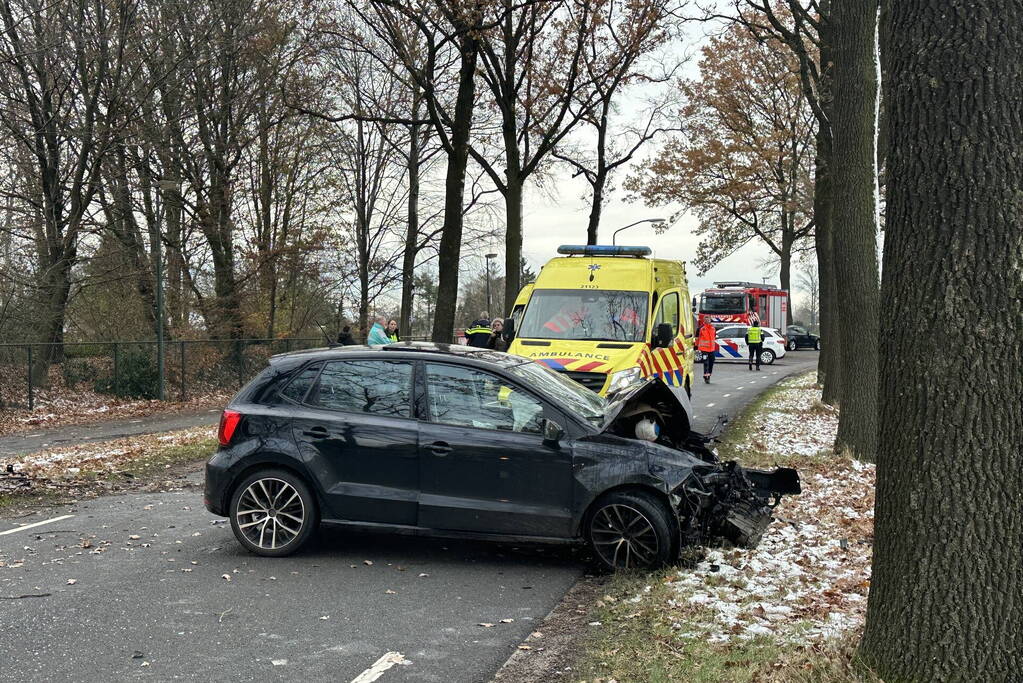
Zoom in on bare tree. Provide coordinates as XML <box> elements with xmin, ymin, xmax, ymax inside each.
<box><xmin>555</xmin><ymin>0</ymin><xmax>683</xmax><ymax>245</ymax></box>
<box><xmin>0</xmin><ymin>0</ymin><xmax>141</xmax><ymax>375</ymax></box>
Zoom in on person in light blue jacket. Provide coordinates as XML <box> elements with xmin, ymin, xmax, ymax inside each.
<box><xmin>366</xmin><ymin>315</ymin><xmax>392</xmax><ymax>346</ymax></box>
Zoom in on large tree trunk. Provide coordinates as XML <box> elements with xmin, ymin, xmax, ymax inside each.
<box><xmin>586</xmin><ymin>171</ymin><xmax>606</xmax><ymax>246</ymax></box>
<box><xmin>432</xmin><ymin>33</ymin><xmax>479</xmax><ymax>343</ymax></box>
<box><xmin>829</xmin><ymin>0</ymin><xmax>879</xmax><ymax>458</ymax></box>
<box><xmin>778</xmin><ymin>224</ymin><xmax>793</xmax><ymax>325</ymax></box>
<box><xmin>399</xmin><ymin>96</ymin><xmax>422</xmax><ymax>340</ymax></box>
<box><xmin>814</xmin><ymin>136</ymin><xmax>840</xmax><ymax>405</ymax></box>
<box><xmin>502</xmin><ymin>172</ymin><xmax>522</xmax><ymax>317</ymax></box>
<box><xmin>859</xmin><ymin>1</ymin><xmax>1023</xmax><ymax>677</ymax></box>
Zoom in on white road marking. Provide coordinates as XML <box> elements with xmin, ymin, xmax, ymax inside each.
<box><xmin>736</xmin><ymin>386</ymin><xmax>744</xmax><ymax>390</ymax></box>
<box><xmin>0</xmin><ymin>514</ymin><xmax>75</xmax><ymax>537</ymax></box>
<box><xmin>706</xmin><ymin>402</ymin><xmax>715</xmax><ymax>408</ymax></box>
<box><xmin>351</xmin><ymin>652</ymin><xmax>409</xmax><ymax>683</ymax></box>
<box><xmin>723</xmin><ymin>393</ymin><xmax>731</xmax><ymax>397</ymax></box>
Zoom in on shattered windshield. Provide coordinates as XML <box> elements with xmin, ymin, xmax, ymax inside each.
<box><xmin>507</xmin><ymin>360</ymin><xmax>606</xmax><ymax>421</ymax></box>
<box><xmin>700</xmin><ymin>293</ymin><xmax>746</xmax><ymax>314</ymax></box>
<box><xmin>517</xmin><ymin>289</ymin><xmax>648</xmax><ymax>342</ymax></box>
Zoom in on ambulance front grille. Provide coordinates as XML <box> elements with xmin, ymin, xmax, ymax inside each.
<box><xmin>560</xmin><ymin>370</ymin><xmax>607</xmax><ymax>393</ymax></box>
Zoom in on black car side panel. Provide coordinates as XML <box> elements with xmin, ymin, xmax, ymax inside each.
<box><xmin>290</xmin><ymin>405</ymin><xmax>419</xmax><ymax>526</ymax></box>
<box><xmin>418</xmin><ymin>421</ymin><xmax>573</xmax><ymax>536</ymax></box>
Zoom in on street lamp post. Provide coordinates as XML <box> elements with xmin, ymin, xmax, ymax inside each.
<box><xmin>611</xmin><ymin>218</ymin><xmax>667</xmax><ymax>245</ymax></box>
<box><xmin>484</xmin><ymin>252</ymin><xmax>497</xmax><ymax>316</ymax></box>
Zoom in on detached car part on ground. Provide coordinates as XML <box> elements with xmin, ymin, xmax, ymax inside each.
<box><xmin>204</xmin><ymin>343</ymin><xmax>800</xmax><ymax>570</ymax></box>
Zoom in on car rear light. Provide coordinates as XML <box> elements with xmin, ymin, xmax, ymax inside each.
<box><xmin>218</xmin><ymin>410</ymin><xmax>242</xmax><ymax>446</ymax></box>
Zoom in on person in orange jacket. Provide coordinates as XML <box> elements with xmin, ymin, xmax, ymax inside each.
<box><xmin>697</xmin><ymin>320</ymin><xmax>719</xmax><ymax>384</ymax></box>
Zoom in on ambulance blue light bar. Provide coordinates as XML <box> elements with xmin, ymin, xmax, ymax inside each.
<box><xmin>557</xmin><ymin>245</ymin><xmax>652</xmax><ymax>257</ymax></box>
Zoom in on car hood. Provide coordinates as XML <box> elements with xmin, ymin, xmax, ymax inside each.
<box><xmin>600</xmin><ymin>378</ymin><xmax>694</xmax><ymax>437</ymax></box>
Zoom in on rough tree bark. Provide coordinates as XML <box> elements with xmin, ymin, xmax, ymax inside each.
<box><xmin>399</xmin><ymin>89</ymin><xmax>422</xmax><ymax>339</ymax></box>
<box><xmin>828</xmin><ymin>0</ymin><xmax>879</xmax><ymax>458</ymax></box>
<box><xmin>814</xmin><ymin>134</ymin><xmax>840</xmax><ymax>405</ymax></box>
<box><xmin>859</xmin><ymin>1</ymin><xmax>1023</xmax><ymax>677</ymax></box>
<box><xmin>431</xmin><ymin>31</ymin><xmax>479</xmax><ymax>343</ymax></box>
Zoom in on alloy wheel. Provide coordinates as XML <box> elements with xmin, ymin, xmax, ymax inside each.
<box><xmin>235</xmin><ymin>477</ymin><xmax>306</xmax><ymax>550</ymax></box>
<box><xmin>589</xmin><ymin>503</ymin><xmax>660</xmax><ymax>569</ymax></box>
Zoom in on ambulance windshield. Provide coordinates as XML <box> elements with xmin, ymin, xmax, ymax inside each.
<box><xmin>700</xmin><ymin>293</ymin><xmax>746</xmax><ymax>314</ymax></box>
<box><xmin>517</xmin><ymin>289</ymin><xmax>649</xmax><ymax>342</ymax></box>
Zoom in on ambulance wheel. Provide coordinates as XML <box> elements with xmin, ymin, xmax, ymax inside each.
<box><xmin>761</xmin><ymin>349</ymin><xmax>776</xmax><ymax>365</ymax></box>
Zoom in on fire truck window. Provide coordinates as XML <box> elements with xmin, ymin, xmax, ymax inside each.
<box><xmin>655</xmin><ymin>292</ymin><xmax>680</xmax><ymax>337</ymax></box>
<box><xmin>759</xmin><ymin>295</ymin><xmax>768</xmax><ymax>317</ymax></box>
<box><xmin>748</xmin><ymin>294</ymin><xmax>755</xmax><ymax>313</ymax></box>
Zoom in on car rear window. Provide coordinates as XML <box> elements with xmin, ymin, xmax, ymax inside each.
<box><xmin>308</xmin><ymin>360</ymin><xmax>413</xmax><ymax>418</ymax></box>
<box><xmin>279</xmin><ymin>363</ymin><xmax>322</xmax><ymax>404</ymax></box>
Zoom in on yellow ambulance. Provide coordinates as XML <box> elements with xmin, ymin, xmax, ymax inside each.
<box><xmin>506</xmin><ymin>245</ymin><xmax>695</xmax><ymax>396</ymax></box>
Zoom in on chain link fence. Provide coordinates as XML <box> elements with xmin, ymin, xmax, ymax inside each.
<box><xmin>0</xmin><ymin>338</ymin><xmax>326</xmax><ymax>411</ymax></box>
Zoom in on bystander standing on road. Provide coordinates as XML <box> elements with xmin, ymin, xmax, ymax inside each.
<box><xmin>337</xmin><ymin>326</ymin><xmax>356</xmax><ymax>345</ymax></box>
<box><xmin>366</xmin><ymin>315</ymin><xmax>391</xmax><ymax>346</ymax></box>
<box><xmin>465</xmin><ymin>312</ymin><xmax>492</xmax><ymax>348</ymax></box>
<box><xmin>487</xmin><ymin>318</ymin><xmax>509</xmax><ymax>352</ymax></box>
<box><xmin>697</xmin><ymin>319</ymin><xmax>718</xmax><ymax>383</ymax></box>
<box><xmin>746</xmin><ymin>316</ymin><xmax>763</xmax><ymax>371</ymax></box>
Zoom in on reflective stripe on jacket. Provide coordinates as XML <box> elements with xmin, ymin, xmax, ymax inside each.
<box><xmin>697</xmin><ymin>325</ymin><xmax>718</xmax><ymax>352</ymax></box>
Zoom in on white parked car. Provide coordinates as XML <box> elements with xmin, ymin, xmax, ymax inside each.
<box><xmin>695</xmin><ymin>325</ymin><xmax>788</xmax><ymax>365</ymax></box>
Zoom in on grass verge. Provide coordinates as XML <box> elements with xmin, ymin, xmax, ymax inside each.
<box><xmin>572</xmin><ymin>371</ymin><xmax>879</xmax><ymax>682</ymax></box>
<box><xmin>0</xmin><ymin>431</ymin><xmax>214</xmax><ymax>515</ymax></box>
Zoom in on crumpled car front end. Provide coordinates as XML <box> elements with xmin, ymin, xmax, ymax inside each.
<box><xmin>672</xmin><ymin>460</ymin><xmax>801</xmax><ymax>549</ymax></box>
<box><xmin>604</xmin><ymin>379</ymin><xmax>801</xmax><ymax>551</ymax></box>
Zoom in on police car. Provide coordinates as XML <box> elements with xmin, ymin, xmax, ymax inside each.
<box><xmin>695</xmin><ymin>325</ymin><xmax>788</xmax><ymax>365</ymax></box>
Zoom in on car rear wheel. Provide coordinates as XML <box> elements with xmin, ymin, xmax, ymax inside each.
<box><xmin>787</xmin><ymin>340</ymin><xmax>797</xmax><ymax>351</ymax></box>
<box><xmin>814</xmin><ymin>339</ymin><xmax>821</xmax><ymax>351</ymax></box>
<box><xmin>587</xmin><ymin>491</ymin><xmax>677</xmax><ymax>570</ymax></box>
<box><xmin>761</xmin><ymin>349</ymin><xmax>776</xmax><ymax>364</ymax></box>
<box><xmin>229</xmin><ymin>469</ymin><xmax>318</xmax><ymax>557</ymax></box>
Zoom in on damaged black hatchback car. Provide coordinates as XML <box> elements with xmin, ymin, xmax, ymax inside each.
<box><xmin>204</xmin><ymin>343</ymin><xmax>799</xmax><ymax>569</ymax></box>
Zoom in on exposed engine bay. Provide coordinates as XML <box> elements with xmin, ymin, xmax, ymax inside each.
<box><xmin>604</xmin><ymin>379</ymin><xmax>801</xmax><ymax>550</ymax></box>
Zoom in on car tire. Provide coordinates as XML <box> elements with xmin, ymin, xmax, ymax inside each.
<box><xmin>760</xmin><ymin>349</ymin><xmax>776</xmax><ymax>365</ymax></box>
<box><xmin>814</xmin><ymin>339</ymin><xmax>821</xmax><ymax>351</ymax></box>
<box><xmin>787</xmin><ymin>340</ymin><xmax>797</xmax><ymax>351</ymax></box>
<box><xmin>229</xmin><ymin>468</ymin><xmax>318</xmax><ymax>557</ymax></box>
<box><xmin>586</xmin><ymin>490</ymin><xmax>678</xmax><ymax>570</ymax></box>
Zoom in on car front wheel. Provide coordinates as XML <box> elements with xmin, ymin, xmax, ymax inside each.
<box><xmin>814</xmin><ymin>339</ymin><xmax>821</xmax><ymax>351</ymax></box>
<box><xmin>229</xmin><ymin>469</ymin><xmax>318</xmax><ymax>557</ymax></box>
<box><xmin>761</xmin><ymin>349</ymin><xmax>776</xmax><ymax>364</ymax></box>
<box><xmin>587</xmin><ymin>490</ymin><xmax>677</xmax><ymax>570</ymax></box>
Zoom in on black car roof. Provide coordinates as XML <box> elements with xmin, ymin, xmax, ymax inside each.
<box><xmin>269</xmin><ymin>341</ymin><xmax>528</xmax><ymax>369</ymax></box>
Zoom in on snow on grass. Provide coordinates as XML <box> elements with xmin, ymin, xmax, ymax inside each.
<box><xmin>668</xmin><ymin>373</ymin><xmax>874</xmax><ymax>645</ymax></box>
<box><xmin>1</xmin><ymin>425</ymin><xmax>214</xmax><ymax>480</ymax></box>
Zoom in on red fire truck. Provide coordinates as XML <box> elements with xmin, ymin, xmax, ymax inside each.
<box><xmin>695</xmin><ymin>282</ymin><xmax>789</xmax><ymax>329</ymax></box>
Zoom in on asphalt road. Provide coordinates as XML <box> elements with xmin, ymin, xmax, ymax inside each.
<box><xmin>0</xmin><ymin>351</ymin><xmax>818</xmax><ymax>683</ymax></box>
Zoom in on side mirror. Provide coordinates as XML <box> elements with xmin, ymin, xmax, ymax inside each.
<box><xmin>503</xmin><ymin>317</ymin><xmax>515</xmax><ymax>342</ymax></box>
<box><xmin>654</xmin><ymin>322</ymin><xmax>673</xmax><ymax>348</ymax></box>
<box><xmin>542</xmin><ymin>418</ymin><xmax>565</xmax><ymax>443</ymax></box>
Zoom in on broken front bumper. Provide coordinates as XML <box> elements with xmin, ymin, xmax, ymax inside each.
<box><xmin>675</xmin><ymin>463</ymin><xmax>800</xmax><ymax>549</ymax></box>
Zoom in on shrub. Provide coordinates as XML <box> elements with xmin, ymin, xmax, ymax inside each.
<box><xmin>62</xmin><ymin>358</ymin><xmax>100</xmax><ymax>387</ymax></box>
<box><xmin>95</xmin><ymin>348</ymin><xmax>158</xmax><ymax>399</ymax></box>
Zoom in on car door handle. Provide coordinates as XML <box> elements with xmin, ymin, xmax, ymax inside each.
<box><xmin>429</xmin><ymin>441</ymin><xmax>452</xmax><ymax>456</ymax></box>
<box><xmin>303</xmin><ymin>426</ymin><xmax>329</xmax><ymax>439</ymax></box>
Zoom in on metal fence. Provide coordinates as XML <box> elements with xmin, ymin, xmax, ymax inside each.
<box><xmin>0</xmin><ymin>338</ymin><xmax>326</xmax><ymax>411</ymax></box>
